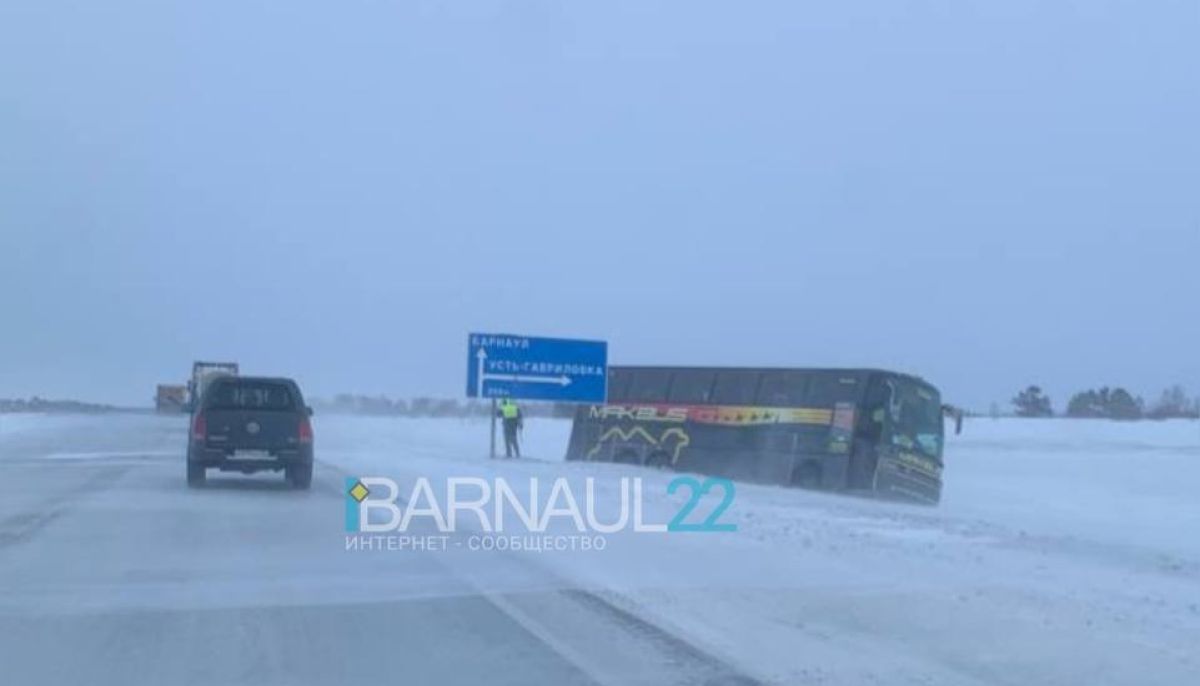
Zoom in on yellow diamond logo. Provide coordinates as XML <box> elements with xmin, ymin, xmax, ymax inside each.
<box><xmin>348</xmin><ymin>481</ymin><xmax>370</xmax><ymax>502</ymax></box>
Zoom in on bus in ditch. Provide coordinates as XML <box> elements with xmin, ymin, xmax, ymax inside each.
<box><xmin>565</xmin><ymin>366</ymin><xmax>952</xmax><ymax>504</ymax></box>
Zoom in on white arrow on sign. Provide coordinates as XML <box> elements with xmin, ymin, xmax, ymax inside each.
<box><xmin>476</xmin><ymin>348</ymin><xmax>487</xmax><ymax>397</ymax></box>
<box><xmin>487</xmin><ymin>373</ymin><xmax>572</xmax><ymax>386</ymax></box>
<box><xmin>475</xmin><ymin>347</ymin><xmax>572</xmax><ymax>396</ymax></box>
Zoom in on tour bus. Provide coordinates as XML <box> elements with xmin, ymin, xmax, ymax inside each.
<box><xmin>566</xmin><ymin>366</ymin><xmax>951</xmax><ymax>504</ymax></box>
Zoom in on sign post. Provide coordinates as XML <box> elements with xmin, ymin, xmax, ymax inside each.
<box><xmin>467</xmin><ymin>332</ymin><xmax>608</xmax><ymax>458</ymax></box>
<box><xmin>489</xmin><ymin>398</ymin><xmax>497</xmax><ymax>460</ymax></box>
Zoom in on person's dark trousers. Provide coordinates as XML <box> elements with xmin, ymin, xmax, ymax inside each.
<box><xmin>503</xmin><ymin>420</ymin><xmax>520</xmax><ymax>458</ymax></box>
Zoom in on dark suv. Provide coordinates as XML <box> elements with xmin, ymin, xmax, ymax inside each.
<box><xmin>186</xmin><ymin>376</ymin><xmax>314</xmax><ymax>489</ymax></box>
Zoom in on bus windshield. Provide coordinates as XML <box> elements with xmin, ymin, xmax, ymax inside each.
<box><xmin>886</xmin><ymin>378</ymin><xmax>944</xmax><ymax>460</ymax></box>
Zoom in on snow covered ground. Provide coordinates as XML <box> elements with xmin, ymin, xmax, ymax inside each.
<box><xmin>2</xmin><ymin>413</ymin><xmax>1198</xmax><ymax>684</ymax></box>
<box><xmin>318</xmin><ymin>414</ymin><xmax>1200</xmax><ymax>684</ymax></box>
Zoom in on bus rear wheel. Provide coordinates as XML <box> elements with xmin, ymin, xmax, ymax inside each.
<box><xmin>644</xmin><ymin>451</ymin><xmax>671</xmax><ymax>470</ymax></box>
<box><xmin>791</xmin><ymin>463</ymin><xmax>822</xmax><ymax>490</ymax></box>
<box><xmin>614</xmin><ymin>449</ymin><xmax>639</xmax><ymax>465</ymax></box>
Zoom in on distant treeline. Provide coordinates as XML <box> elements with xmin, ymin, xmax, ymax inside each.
<box><xmin>0</xmin><ymin>397</ymin><xmax>122</xmax><ymax>414</ymax></box>
<box><xmin>1008</xmin><ymin>384</ymin><xmax>1199</xmax><ymax>420</ymax></box>
<box><xmin>312</xmin><ymin>394</ymin><xmax>577</xmax><ymax>419</ymax></box>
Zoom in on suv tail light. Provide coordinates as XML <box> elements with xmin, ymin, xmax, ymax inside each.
<box><xmin>298</xmin><ymin>417</ymin><xmax>313</xmax><ymax>444</ymax></box>
<box><xmin>191</xmin><ymin>412</ymin><xmax>207</xmax><ymax>442</ymax></box>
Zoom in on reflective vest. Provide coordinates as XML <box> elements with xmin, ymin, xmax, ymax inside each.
<box><xmin>501</xmin><ymin>403</ymin><xmax>519</xmax><ymax>419</ymax></box>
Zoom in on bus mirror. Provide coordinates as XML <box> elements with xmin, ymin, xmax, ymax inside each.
<box><xmin>943</xmin><ymin>404</ymin><xmax>964</xmax><ymax>435</ymax></box>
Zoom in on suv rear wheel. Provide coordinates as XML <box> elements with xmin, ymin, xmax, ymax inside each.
<box><xmin>287</xmin><ymin>463</ymin><xmax>313</xmax><ymax>490</ymax></box>
<box><xmin>187</xmin><ymin>462</ymin><xmax>206</xmax><ymax>488</ymax></box>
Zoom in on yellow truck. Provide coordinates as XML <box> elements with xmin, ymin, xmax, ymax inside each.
<box><xmin>155</xmin><ymin>384</ymin><xmax>188</xmax><ymax>413</ymax></box>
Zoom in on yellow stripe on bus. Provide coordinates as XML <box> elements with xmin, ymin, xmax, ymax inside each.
<box><xmin>706</xmin><ymin>406</ymin><xmax>832</xmax><ymax>426</ymax></box>
<box><xmin>590</xmin><ymin>404</ymin><xmax>834</xmax><ymax>427</ymax></box>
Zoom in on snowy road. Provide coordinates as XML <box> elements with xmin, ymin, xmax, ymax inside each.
<box><xmin>0</xmin><ymin>415</ymin><xmax>758</xmax><ymax>686</ymax></box>
<box><xmin>1</xmin><ymin>413</ymin><xmax>1198</xmax><ymax>685</ymax></box>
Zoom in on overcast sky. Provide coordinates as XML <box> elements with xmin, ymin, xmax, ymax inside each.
<box><xmin>2</xmin><ymin>0</ymin><xmax>1197</xmax><ymax>410</ymax></box>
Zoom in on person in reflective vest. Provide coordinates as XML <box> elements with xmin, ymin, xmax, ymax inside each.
<box><xmin>497</xmin><ymin>399</ymin><xmax>523</xmax><ymax>458</ymax></box>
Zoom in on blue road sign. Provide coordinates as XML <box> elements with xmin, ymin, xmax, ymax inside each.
<box><xmin>466</xmin><ymin>333</ymin><xmax>607</xmax><ymax>403</ymax></box>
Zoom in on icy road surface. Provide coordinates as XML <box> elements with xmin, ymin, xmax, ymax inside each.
<box><xmin>1</xmin><ymin>413</ymin><xmax>1198</xmax><ymax>685</ymax></box>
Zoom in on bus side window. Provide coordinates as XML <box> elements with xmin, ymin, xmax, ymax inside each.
<box><xmin>713</xmin><ymin>371</ymin><xmax>759</xmax><ymax>405</ymax></box>
<box><xmin>627</xmin><ymin>369</ymin><xmax>672</xmax><ymax>404</ymax></box>
<box><xmin>757</xmin><ymin>371</ymin><xmax>808</xmax><ymax>406</ymax></box>
<box><xmin>858</xmin><ymin>382</ymin><xmax>891</xmax><ymax>441</ymax></box>
<box><xmin>807</xmin><ymin>372</ymin><xmax>861</xmax><ymax>406</ymax></box>
<box><xmin>668</xmin><ymin>370</ymin><xmax>716</xmax><ymax>404</ymax></box>
<box><xmin>606</xmin><ymin>369</ymin><xmax>632</xmax><ymax>403</ymax></box>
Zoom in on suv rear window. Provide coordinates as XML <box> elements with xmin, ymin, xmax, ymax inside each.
<box><xmin>206</xmin><ymin>382</ymin><xmax>296</xmax><ymax>411</ymax></box>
